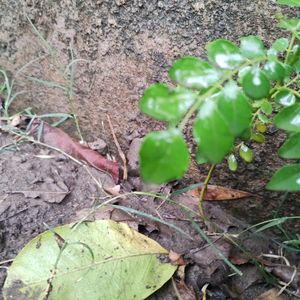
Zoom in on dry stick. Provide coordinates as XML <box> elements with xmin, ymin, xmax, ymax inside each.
<box><xmin>106</xmin><ymin>114</ymin><xmax>128</xmax><ymax>180</ymax></box>
<box><xmin>198</xmin><ymin>164</ymin><xmax>216</xmax><ymax>216</ymax></box>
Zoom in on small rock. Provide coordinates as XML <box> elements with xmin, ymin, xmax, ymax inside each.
<box><xmin>88</xmin><ymin>138</ymin><xmax>107</xmax><ymax>154</ymax></box>
<box><xmin>127</xmin><ymin>138</ymin><xmax>143</xmax><ymax>176</ymax></box>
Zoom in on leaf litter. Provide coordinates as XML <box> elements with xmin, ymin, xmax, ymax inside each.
<box><xmin>1</xmin><ymin>130</ymin><xmax>300</xmax><ymax>299</ymax></box>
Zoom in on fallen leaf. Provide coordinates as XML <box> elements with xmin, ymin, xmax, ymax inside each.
<box><xmin>11</xmin><ymin>180</ymin><xmax>69</xmax><ymax>204</ymax></box>
<box><xmin>30</xmin><ymin>120</ymin><xmax>119</xmax><ymax>182</ymax></box>
<box><xmin>172</xmin><ymin>266</ymin><xmax>197</xmax><ymax>300</ymax></box>
<box><xmin>74</xmin><ymin>206</ymin><xmax>139</xmax><ymax>231</ymax></box>
<box><xmin>169</xmin><ymin>250</ymin><xmax>185</xmax><ymax>266</ymax></box>
<box><xmin>190</xmin><ymin>184</ymin><xmax>252</xmax><ymax>201</ymax></box>
<box><xmin>3</xmin><ymin>220</ymin><xmax>176</xmax><ymax>299</ymax></box>
<box><xmin>103</xmin><ymin>184</ymin><xmax>120</xmax><ymax>196</ymax></box>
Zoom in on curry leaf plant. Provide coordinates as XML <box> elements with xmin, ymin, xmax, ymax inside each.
<box><xmin>139</xmin><ymin>13</ymin><xmax>300</xmax><ymax>195</ymax></box>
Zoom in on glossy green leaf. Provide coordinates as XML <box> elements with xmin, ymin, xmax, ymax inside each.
<box><xmin>276</xmin><ymin>0</ymin><xmax>300</xmax><ymax>7</ymax></box>
<box><xmin>258</xmin><ymin>113</ymin><xmax>269</xmax><ymax>124</ymax></box>
<box><xmin>274</xmin><ymin>103</ymin><xmax>300</xmax><ymax>132</ymax></box>
<box><xmin>196</xmin><ymin>149</ymin><xmax>208</xmax><ymax>165</ymax></box>
<box><xmin>193</xmin><ymin>97</ymin><xmax>234</xmax><ymax>163</ymax></box>
<box><xmin>241</xmin><ymin>68</ymin><xmax>270</xmax><ymax>100</ymax></box>
<box><xmin>293</xmin><ymin>58</ymin><xmax>300</xmax><ymax>72</ymax></box>
<box><xmin>169</xmin><ymin>56</ymin><xmax>222</xmax><ymax>89</ymax></box>
<box><xmin>271</xmin><ymin>38</ymin><xmax>289</xmax><ymax>52</ymax></box>
<box><xmin>139</xmin><ymin>84</ymin><xmax>196</xmax><ymax>124</ymax></box>
<box><xmin>218</xmin><ymin>81</ymin><xmax>252</xmax><ymax>137</ymax></box>
<box><xmin>288</xmin><ymin>45</ymin><xmax>300</xmax><ymax>66</ymax></box>
<box><xmin>240</xmin><ymin>35</ymin><xmax>265</xmax><ymax>59</ymax></box>
<box><xmin>267</xmin><ymin>164</ymin><xmax>300</xmax><ymax>191</ymax></box>
<box><xmin>227</xmin><ymin>154</ymin><xmax>238</xmax><ymax>171</ymax></box>
<box><xmin>263</xmin><ymin>61</ymin><xmax>285</xmax><ymax>81</ymax></box>
<box><xmin>206</xmin><ymin>39</ymin><xmax>244</xmax><ymax>70</ymax></box>
<box><xmin>3</xmin><ymin>220</ymin><xmax>176</xmax><ymax>300</ymax></box>
<box><xmin>277</xmin><ymin>14</ymin><xmax>300</xmax><ymax>33</ymax></box>
<box><xmin>275</xmin><ymin>90</ymin><xmax>296</xmax><ymax>107</ymax></box>
<box><xmin>239</xmin><ymin>144</ymin><xmax>253</xmax><ymax>162</ymax></box>
<box><xmin>267</xmin><ymin>47</ymin><xmax>279</xmax><ymax>60</ymax></box>
<box><xmin>240</xmin><ymin>127</ymin><xmax>252</xmax><ymax>141</ymax></box>
<box><xmin>251</xmin><ymin>132</ymin><xmax>265</xmax><ymax>143</ymax></box>
<box><xmin>260</xmin><ymin>100</ymin><xmax>273</xmax><ymax>115</ymax></box>
<box><xmin>238</xmin><ymin>66</ymin><xmax>252</xmax><ymax>82</ymax></box>
<box><xmin>139</xmin><ymin>129</ymin><xmax>189</xmax><ymax>183</ymax></box>
<box><xmin>279</xmin><ymin>132</ymin><xmax>300</xmax><ymax>158</ymax></box>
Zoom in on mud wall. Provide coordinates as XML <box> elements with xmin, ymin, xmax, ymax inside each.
<box><xmin>0</xmin><ymin>0</ymin><xmax>294</xmax><ymax>149</ymax></box>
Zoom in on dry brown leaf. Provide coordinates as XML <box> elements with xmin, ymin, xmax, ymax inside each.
<box><xmin>103</xmin><ymin>185</ymin><xmax>120</xmax><ymax>196</ymax></box>
<box><xmin>172</xmin><ymin>266</ymin><xmax>197</xmax><ymax>300</ymax></box>
<box><xmin>189</xmin><ymin>184</ymin><xmax>252</xmax><ymax>201</ymax></box>
<box><xmin>31</xmin><ymin>120</ymin><xmax>119</xmax><ymax>182</ymax></box>
<box><xmin>169</xmin><ymin>250</ymin><xmax>185</xmax><ymax>266</ymax></box>
<box><xmin>10</xmin><ymin>180</ymin><xmax>69</xmax><ymax>203</ymax></box>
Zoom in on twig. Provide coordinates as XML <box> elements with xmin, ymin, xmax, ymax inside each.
<box><xmin>278</xmin><ymin>266</ymin><xmax>297</xmax><ymax>296</ymax></box>
<box><xmin>0</xmin><ymin>258</ymin><xmax>14</xmax><ymax>265</ymax></box>
<box><xmin>198</xmin><ymin>164</ymin><xmax>216</xmax><ymax>216</ymax></box>
<box><xmin>106</xmin><ymin>114</ymin><xmax>128</xmax><ymax>180</ymax></box>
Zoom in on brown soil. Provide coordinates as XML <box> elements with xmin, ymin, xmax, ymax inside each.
<box><xmin>0</xmin><ymin>0</ymin><xmax>300</xmax><ymax>299</ymax></box>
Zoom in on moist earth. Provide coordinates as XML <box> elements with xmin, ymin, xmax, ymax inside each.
<box><xmin>0</xmin><ymin>0</ymin><xmax>299</xmax><ymax>299</ymax></box>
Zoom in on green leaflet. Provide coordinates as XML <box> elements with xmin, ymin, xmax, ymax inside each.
<box><xmin>240</xmin><ymin>35</ymin><xmax>265</xmax><ymax>59</ymax></box>
<box><xmin>279</xmin><ymin>132</ymin><xmax>300</xmax><ymax>159</ymax></box>
<box><xmin>169</xmin><ymin>56</ymin><xmax>222</xmax><ymax>89</ymax></box>
<box><xmin>241</xmin><ymin>68</ymin><xmax>270</xmax><ymax>100</ymax></box>
<box><xmin>274</xmin><ymin>103</ymin><xmax>300</xmax><ymax>132</ymax></box>
<box><xmin>139</xmin><ymin>83</ymin><xmax>197</xmax><ymax>124</ymax></box>
<box><xmin>267</xmin><ymin>164</ymin><xmax>300</xmax><ymax>191</ymax></box>
<box><xmin>139</xmin><ymin>129</ymin><xmax>189</xmax><ymax>183</ymax></box>
<box><xmin>193</xmin><ymin>97</ymin><xmax>234</xmax><ymax>163</ymax></box>
<box><xmin>206</xmin><ymin>39</ymin><xmax>244</xmax><ymax>69</ymax></box>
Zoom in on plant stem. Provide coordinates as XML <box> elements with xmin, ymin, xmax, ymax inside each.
<box><xmin>198</xmin><ymin>164</ymin><xmax>216</xmax><ymax>216</ymax></box>
<box><xmin>284</xmin><ymin>33</ymin><xmax>296</xmax><ymax>64</ymax></box>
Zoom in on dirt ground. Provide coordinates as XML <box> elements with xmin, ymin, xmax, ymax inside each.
<box><xmin>0</xmin><ymin>0</ymin><xmax>300</xmax><ymax>299</ymax></box>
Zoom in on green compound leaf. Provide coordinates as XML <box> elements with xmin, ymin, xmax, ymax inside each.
<box><xmin>263</xmin><ymin>61</ymin><xmax>285</xmax><ymax>81</ymax></box>
<box><xmin>218</xmin><ymin>81</ymin><xmax>252</xmax><ymax>137</ymax></box>
<box><xmin>139</xmin><ymin>84</ymin><xmax>196</xmax><ymax>124</ymax></box>
<box><xmin>271</xmin><ymin>38</ymin><xmax>289</xmax><ymax>52</ymax></box>
<box><xmin>227</xmin><ymin>154</ymin><xmax>238</xmax><ymax>171</ymax></box>
<box><xmin>274</xmin><ymin>103</ymin><xmax>300</xmax><ymax>132</ymax></box>
<box><xmin>276</xmin><ymin>0</ymin><xmax>300</xmax><ymax>7</ymax></box>
<box><xmin>169</xmin><ymin>56</ymin><xmax>222</xmax><ymax>89</ymax></box>
<box><xmin>139</xmin><ymin>129</ymin><xmax>189</xmax><ymax>183</ymax></box>
<box><xmin>206</xmin><ymin>39</ymin><xmax>244</xmax><ymax>70</ymax></box>
<box><xmin>240</xmin><ymin>35</ymin><xmax>265</xmax><ymax>59</ymax></box>
<box><xmin>267</xmin><ymin>164</ymin><xmax>300</xmax><ymax>191</ymax></box>
<box><xmin>275</xmin><ymin>90</ymin><xmax>296</xmax><ymax>107</ymax></box>
<box><xmin>241</xmin><ymin>68</ymin><xmax>270</xmax><ymax>100</ymax></box>
<box><xmin>279</xmin><ymin>132</ymin><xmax>300</xmax><ymax>159</ymax></box>
<box><xmin>239</xmin><ymin>144</ymin><xmax>253</xmax><ymax>162</ymax></box>
<box><xmin>193</xmin><ymin>97</ymin><xmax>234</xmax><ymax>163</ymax></box>
<box><xmin>3</xmin><ymin>220</ymin><xmax>176</xmax><ymax>300</ymax></box>
<box><xmin>260</xmin><ymin>100</ymin><xmax>273</xmax><ymax>115</ymax></box>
